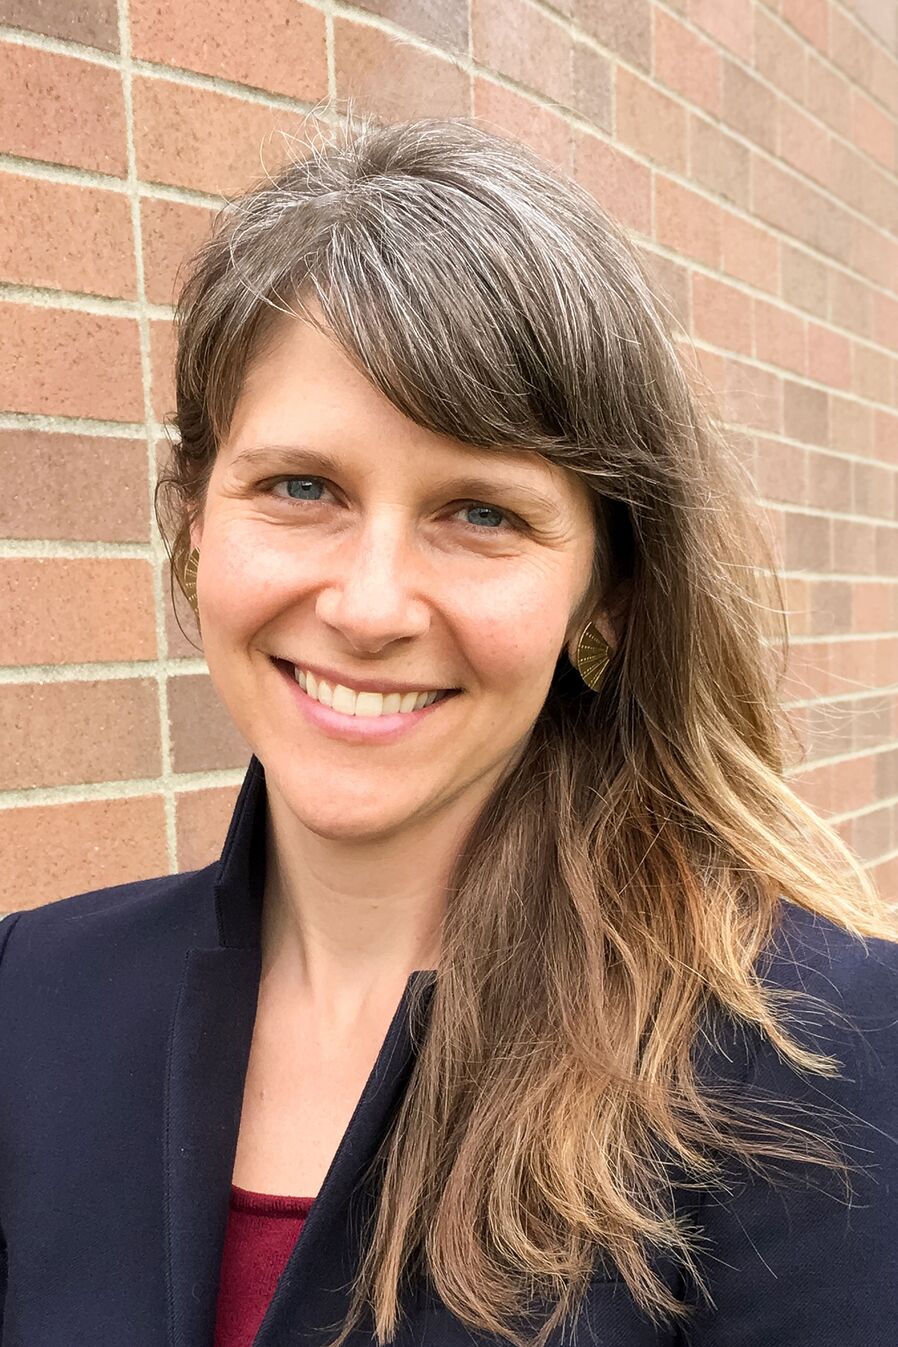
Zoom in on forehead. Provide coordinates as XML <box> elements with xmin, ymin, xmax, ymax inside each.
<box><xmin>222</xmin><ymin>315</ymin><xmax>595</xmax><ymax>518</ymax></box>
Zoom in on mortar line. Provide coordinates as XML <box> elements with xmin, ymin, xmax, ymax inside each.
<box><xmin>115</xmin><ymin>0</ymin><xmax>178</xmax><ymax>871</ymax></box>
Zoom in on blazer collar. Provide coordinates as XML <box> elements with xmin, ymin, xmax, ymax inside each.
<box><xmin>163</xmin><ymin>754</ymin><xmax>437</xmax><ymax>1346</ymax></box>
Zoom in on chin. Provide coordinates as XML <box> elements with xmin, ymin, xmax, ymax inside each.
<box><xmin>267</xmin><ymin>763</ymin><xmax>421</xmax><ymax>840</ymax></box>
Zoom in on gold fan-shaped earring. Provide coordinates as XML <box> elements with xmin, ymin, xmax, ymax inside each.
<box><xmin>182</xmin><ymin>547</ymin><xmax>199</xmax><ymax>615</ymax></box>
<box><xmin>573</xmin><ymin>621</ymin><xmax>610</xmax><ymax>692</ymax></box>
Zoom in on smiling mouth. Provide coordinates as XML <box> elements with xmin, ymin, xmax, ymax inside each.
<box><xmin>270</xmin><ymin>657</ymin><xmax>462</xmax><ymax>717</ymax></box>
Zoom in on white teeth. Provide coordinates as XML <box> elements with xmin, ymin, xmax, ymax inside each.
<box><xmin>292</xmin><ymin>667</ymin><xmax>448</xmax><ymax>717</ymax></box>
<box><xmin>332</xmin><ymin>684</ymin><xmax>355</xmax><ymax>716</ymax></box>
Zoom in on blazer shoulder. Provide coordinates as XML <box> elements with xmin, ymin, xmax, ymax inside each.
<box><xmin>0</xmin><ymin>863</ymin><xmax>222</xmax><ymax>971</ymax></box>
<box><xmin>759</xmin><ymin>898</ymin><xmax>898</xmax><ymax>1029</ymax></box>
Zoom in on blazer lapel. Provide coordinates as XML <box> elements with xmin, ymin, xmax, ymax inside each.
<box><xmin>163</xmin><ymin>757</ymin><xmax>266</xmax><ymax>1347</ymax></box>
<box><xmin>162</xmin><ymin>755</ymin><xmax>438</xmax><ymax>1347</ymax></box>
<box><xmin>164</xmin><ymin>944</ymin><xmax>262</xmax><ymax>1347</ymax></box>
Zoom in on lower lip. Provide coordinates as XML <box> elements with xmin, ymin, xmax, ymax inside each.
<box><xmin>273</xmin><ymin>660</ymin><xmax>460</xmax><ymax>744</ymax></box>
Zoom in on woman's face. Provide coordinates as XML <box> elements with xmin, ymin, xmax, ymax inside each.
<box><xmin>190</xmin><ymin>311</ymin><xmax>604</xmax><ymax>843</ymax></box>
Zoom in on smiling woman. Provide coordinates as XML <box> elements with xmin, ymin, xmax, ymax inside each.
<box><xmin>1</xmin><ymin>111</ymin><xmax>897</xmax><ymax>1347</ymax></box>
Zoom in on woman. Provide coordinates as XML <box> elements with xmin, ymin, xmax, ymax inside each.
<box><xmin>1</xmin><ymin>112</ymin><xmax>896</xmax><ymax>1347</ymax></box>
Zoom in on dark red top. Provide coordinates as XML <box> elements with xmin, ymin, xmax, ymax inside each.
<box><xmin>213</xmin><ymin>1184</ymin><xmax>315</xmax><ymax>1347</ymax></box>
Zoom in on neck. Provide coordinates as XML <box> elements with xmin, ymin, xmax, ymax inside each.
<box><xmin>258</xmin><ymin>781</ymin><xmax>476</xmax><ymax>1027</ymax></box>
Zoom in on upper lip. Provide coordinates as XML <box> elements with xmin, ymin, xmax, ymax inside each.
<box><xmin>276</xmin><ymin>657</ymin><xmax>457</xmax><ymax>696</ymax></box>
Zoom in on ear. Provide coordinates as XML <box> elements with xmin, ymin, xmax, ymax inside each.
<box><xmin>565</xmin><ymin>577</ymin><xmax>631</xmax><ymax>667</ymax></box>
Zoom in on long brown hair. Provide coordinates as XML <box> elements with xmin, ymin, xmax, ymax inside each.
<box><xmin>156</xmin><ymin>107</ymin><xmax>898</xmax><ymax>1347</ymax></box>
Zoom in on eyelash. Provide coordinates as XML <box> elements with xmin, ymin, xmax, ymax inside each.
<box><xmin>266</xmin><ymin>476</ymin><xmax>523</xmax><ymax>535</ymax></box>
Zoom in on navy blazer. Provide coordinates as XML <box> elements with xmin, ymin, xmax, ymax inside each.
<box><xmin>1</xmin><ymin>754</ymin><xmax>897</xmax><ymax>1346</ymax></box>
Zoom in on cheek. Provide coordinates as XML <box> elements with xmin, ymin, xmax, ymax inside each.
<box><xmin>198</xmin><ymin>526</ymin><xmax>314</xmax><ymax>635</ymax></box>
<box><xmin>455</xmin><ymin>571</ymin><xmax>572</xmax><ymax>690</ymax></box>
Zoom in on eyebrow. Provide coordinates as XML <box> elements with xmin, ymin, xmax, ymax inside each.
<box><xmin>228</xmin><ymin>443</ymin><xmax>563</xmax><ymax>514</ymax></box>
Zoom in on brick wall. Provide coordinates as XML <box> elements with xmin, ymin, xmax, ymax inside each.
<box><xmin>1</xmin><ymin>0</ymin><xmax>896</xmax><ymax>912</ymax></box>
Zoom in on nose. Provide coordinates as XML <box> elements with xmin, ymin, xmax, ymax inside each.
<box><xmin>314</xmin><ymin>514</ymin><xmax>432</xmax><ymax>652</ymax></box>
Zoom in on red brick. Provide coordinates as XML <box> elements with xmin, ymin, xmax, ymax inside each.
<box><xmin>873</xmin><ymin>292</ymin><xmax>898</xmax><ymax>354</ymax></box>
<box><xmin>130</xmin><ymin>0</ymin><xmax>327</xmax><ymax>101</ymax></box>
<box><xmin>335</xmin><ymin>17</ymin><xmax>470</xmax><ymax>122</ymax></box>
<box><xmin>168</xmin><ymin>674</ymin><xmax>249</xmax><ymax>773</ymax></box>
<box><xmin>572</xmin><ymin>132</ymin><xmax>651</xmax><ymax>236</ymax></box>
<box><xmin>654</xmin><ymin>176</ymin><xmax>721</xmax><ymax>268</ymax></box>
<box><xmin>754</xmin><ymin>298</ymin><xmax>806</xmax><ymax>376</ymax></box>
<box><xmin>133</xmin><ymin>75</ymin><xmax>307</xmax><ymax>195</ymax></box>
<box><xmin>616</xmin><ymin>69</ymin><xmax>686</xmax><ymax>173</ymax></box>
<box><xmin>851</xmin><ymin>579</ymin><xmax>893</xmax><ymax>630</ymax></box>
<box><xmin>876</xmin><ymin>526</ymin><xmax>898</xmax><ymax>577</ymax></box>
<box><xmin>0</xmin><ymin>679</ymin><xmax>160</xmax><ymax>789</ymax></box>
<box><xmin>853</xmin><ymin>89</ymin><xmax>896</xmax><ymax>171</ymax></box>
<box><xmin>0</xmin><ymin>558</ymin><xmax>156</xmax><ymax>665</ymax></box>
<box><xmin>0</xmin><ymin>175</ymin><xmax>135</xmax><ymax>299</ymax></box>
<box><xmin>0</xmin><ymin>0</ymin><xmax>118</xmax><ymax>49</ymax></box>
<box><xmin>780</xmin><ymin>244</ymin><xmax>828</xmax><ymax>319</ymax></box>
<box><xmin>831</xmin><ymin>269</ymin><xmax>874</xmax><ymax>339</ymax></box>
<box><xmin>0</xmin><ymin>794</ymin><xmax>167</xmax><ymax>910</ymax></box>
<box><xmin>829</xmin><ymin>141</ymin><xmax>894</xmax><ymax>237</ymax></box>
<box><xmin>473</xmin><ymin>80</ymin><xmax>572</xmax><ymax>175</ymax></box>
<box><xmin>781</xmin><ymin>0</ymin><xmax>829</xmax><ymax>51</ymax></box>
<box><xmin>722</xmin><ymin>62</ymin><xmax>777</xmax><ymax>154</ymax></box>
<box><xmin>473</xmin><ymin>0</ymin><xmax>571</xmax><ymax>104</ymax></box>
<box><xmin>150</xmin><ymin>317</ymin><xmax>177</xmax><ymax>426</ymax></box>
<box><xmin>175</xmin><ymin>785</ymin><xmax>241</xmax><ymax>871</ymax></box>
<box><xmin>806</xmin><ymin>323</ymin><xmax>852</xmax><ymax>391</ymax></box>
<box><xmin>778</xmin><ymin>101</ymin><xmax>831</xmax><ymax>189</ymax></box>
<box><xmin>783</xmin><ymin>380</ymin><xmax>829</xmax><ymax>445</ymax></box>
<box><xmin>0</xmin><ymin>430</ymin><xmax>149</xmax><ymax>542</ymax></box>
<box><xmin>348</xmin><ymin>0</ymin><xmax>469</xmax><ymax>52</ymax></box>
<box><xmin>806</xmin><ymin>53</ymin><xmax>852</xmax><ymax>140</ymax></box>
<box><xmin>784</xmin><ymin>513</ymin><xmax>832</xmax><ymax>578</ymax></box>
<box><xmin>723</xmin><ymin>359</ymin><xmax>783</xmax><ymax>434</ymax></box>
<box><xmin>853</xmin><ymin>461</ymin><xmax>897</xmax><ymax>521</ymax></box>
<box><xmin>753</xmin><ymin>432</ymin><xmax>806</xmax><ymax>500</ymax></box>
<box><xmin>689</xmin><ymin>116</ymin><xmax>750</xmax><ymax>209</ymax></box>
<box><xmin>0</xmin><ymin>303</ymin><xmax>142</xmax><ymax>421</ymax></box>
<box><xmin>851</xmin><ymin>217</ymin><xmax>898</xmax><ymax>291</ymax></box>
<box><xmin>654</xmin><ymin>11</ymin><xmax>722</xmax><ymax>114</ymax></box>
<box><xmin>805</xmin><ymin>449</ymin><xmax>851</xmax><ymax>512</ymax></box>
<box><xmin>853</xmin><ymin>343</ymin><xmax>892</xmax><ymax>404</ymax></box>
<box><xmin>830</xmin><ymin>7</ymin><xmax>876</xmax><ymax>88</ymax></box>
<box><xmin>692</xmin><ymin>275</ymin><xmax>753</xmax><ymax>356</ymax></box>
<box><xmin>870</xmin><ymin>45</ymin><xmax>898</xmax><ymax>119</ymax></box>
<box><xmin>574</xmin><ymin>0</ymin><xmax>651</xmax><ymax>68</ymax></box>
<box><xmin>832</xmin><ymin>395</ymin><xmax>874</xmax><ymax>457</ymax></box>
<box><xmin>688</xmin><ymin>0</ymin><xmax>753</xmax><ymax>59</ymax></box>
<box><xmin>753</xmin><ymin>8</ymin><xmax>807</xmax><ymax>99</ymax></box>
<box><xmin>721</xmin><ymin>211</ymin><xmax>778</xmax><ymax>293</ymax></box>
<box><xmin>753</xmin><ymin>158</ymin><xmax>852</xmax><ymax>266</ymax></box>
<box><xmin>641</xmin><ymin>251</ymin><xmax>691</xmax><ymax>333</ymax></box>
<box><xmin>0</xmin><ymin>44</ymin><xmax>126</xmax><ymax>176</ymax></box>
<box><xmin>140</xmin><ymin>196</ymin><xmax>218</xmax><ymax>308</ymax></box>
<box><xmin>852</xmin><ymin>802</ymin><xmax>894</xmax><ymax>864</ymax></box>
<box><xmin>571</xmin><ymin>38</ymin><xmax>612</xmax><ymax>132</ymax></box>
<box><xmin>873</xmin><ymin>410</ymin><xmax>898</xmax><ymax>466</ymax></box>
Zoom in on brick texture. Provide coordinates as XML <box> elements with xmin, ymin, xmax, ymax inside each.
<box><xmin>0</xmin><ymin>0</ymin><xmax>895</xmax><ymax>903</ymax></box>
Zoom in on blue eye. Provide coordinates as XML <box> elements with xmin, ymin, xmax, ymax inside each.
<box><xmin>460</xmin><ymin>503</ymin><xmax>508</xmax><ymax>528</ymax></box>
<box><xmin>281</xmin><ymin>477</ymin><xmax>326</xmax><ymax>500</ymax></box>
<box><xmin>270</xmin><ymin>477</ymin><xmax>519</xmax><ymax>534</ymax></box>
